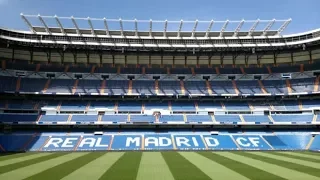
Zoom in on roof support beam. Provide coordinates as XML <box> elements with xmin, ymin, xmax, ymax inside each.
<box><xmin>54</xmin><ymin>15</ymin><xmax>66</xmax><ymax>35</ymax></box>
<box><xmin>87</xmin><ymin>17</ymin><xmax>95</xmax><ymax>36</ymax></box>
<box><xmin>163</xmin><ymin>20</ymin><xmax>168</xmax><ymax>37</ymax></box>
<box><xmin>119</xmin><ymin>18</ymin><xmax>124</xmax><ymax>37</ymax></box>
<box><xmin>134</xmin><ymin>19</ymin><xmax>138</xmax><ymax>37</ymax></box>
<box><xmin>20</xmin><ymin>13</ymin><xmax>36</xmax><ymax>34</ymax></box>
<box><xmin>219</xmin><ymin>20</ymin><xmax>229</xmax><ymax>37</ymax></box>
<box><xmin>103</xmin><ymin>18</ymin><xmax>110</xmax><ymax>36</ymax></box>
<box><xmin>277</xmin><ymin>19</ymin><xmax>292</xmax><ymax>35</ymax></box>
<box><xmin>233</xmin><ymin>19</ymin><xmax>245</xmax><ymax>37</ymax></box>
<box><xmin>205</xmin><ymin>20</ymin><xmax>214</xmax><ymax>37</ymax></box>
<box><xmin>262</xmin><ymin>19</ymin><xmax>276</xmax><ymax>36</ymax></box>
<box><xmin>177</xmin><ymin>20</ymin><xmax>183</xmax><ymax>37</ymax></box>
<box><xmin>149</xmin><ymin>19</ymin><xmax>152</xmax><ymax>37</ymax></box>
<box><xmin>248</xmin><ymin>19</ymin><xmax>260</xmax><ymax>36</ymax></box>
<box><xmin>71</xmin><ymin>16</ymin><xmax>81</xmax><ymax>35</ymax></box>
<box><xmin>38</xmin><ymin>14</ymin><xmax>51</xmax><ymax>34</ymax></box>
<box><xmin>191</xmin><ymin>20</ymin><xmax>198</xmax><ymax>37</ymax></box>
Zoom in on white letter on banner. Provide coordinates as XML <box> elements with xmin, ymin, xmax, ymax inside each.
<box><xmin>204</xmin><ymin>137</ymin><xmax>219</xmax><ymax>147</ymax></box>
<box><xmin>236</xmin><ymin>137</ymin><xmax>250</xmax><ymax>147</ymax></box>
<box><xmin>79</xmin><ymin>138</ymin><xmax>96</xmax><ymax>147</ymax></box>
<box><xmin>159</xmin><ymin>137</ymin><xmax>172</xmax><ymax>147</ymax></box>
<box><xmin>145</xmin><ymin>137</ymin><xmax>158</xmax><ymax>147</ymax></box>
<box><xmin>176</xmin><ymin>137</ymin><xmax>190</xmax><ymax>147</ymax></box>
<box><xmin>192</xmin><ymin>137</ymin><xmax>199</xmax><ymax>147</ymax></box>
<box><xmin>126</xmin><ymin>137</ymin><xmax>140</xmax><ymax>147</ymax></box>
<box><xmin>249</xmin><ymin>137</ymin><xmax>260</xmax><ymax>147</ymax></box>
<box><xmin>95</xmin><ymin>137</ymin><xmax>109</xmax><ymax>148</ymax></box>
<box><xmin>62</xmin><ymin>138</ymin><xmax>78</xmax><ymax>148</ymax></box>
<box><xmin>44</xmin><ymin>138</ymin><xmax>63</xmax><ymax>148</ymax></box>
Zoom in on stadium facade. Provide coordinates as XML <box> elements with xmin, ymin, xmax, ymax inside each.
<box><xmin>0</xmin><ymin>15</ymin><xmax>320</xmax><ymax>152</ymax></box>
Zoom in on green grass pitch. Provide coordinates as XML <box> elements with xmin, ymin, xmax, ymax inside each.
<box><xmin>0</xmin><ymin>151</ymin><xmax>320</xmax><ymax>180</ymax></box>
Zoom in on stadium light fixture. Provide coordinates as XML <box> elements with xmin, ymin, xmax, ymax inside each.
<box><xmin>233</xmin><ymin>19</ymin><xmax>245</xmax><ymax>37</ymax></box>
<box><xmin>164</xmin><ymin>20</ymin><xmax>168</xmax><ymax>37</ymax></box>
<box><xmin>38</xmin><ymin>14</ymin><xmax>51</xmax><ymax>34</ymax></box>
<box><xmin>71</xmin><ymin>16</ymin><xmax>81</xmax><ymax>35</ymax></box>
<box><xmin>149</xmin><ymin>19</ymin><xmax>152</xmax><ymax>37</ymax></box>
<box><xmin>20</xmin><ymin>13</ymin><xmax>36</xmax><ymax>34</ymax></box>
<box><xmin>248</xmin><ymin>19</ymin><xmax>260</xmax><ymax>36</ymax></box>
<box><xmin>262</xmin><ymin>19</ymin><xmax>276</xmax><ymax>36</ymax></box>
<box><xmin>103</xmin><ymin>18</ymin><xmax>110</xmax><ymax>36</ymax></box>
<box><xmin>177</xmin><ymin>20</ymin><xmax>184</xmax><ymax>37</ymax></box>
<box><xmin>191</xmin><ymin>20</ymin><xmax>198</xmax><ymax>38</ymax></box>
<box><xmin>87</xmin><ymin>17</ymin><xmax>96</xmax><ymax>36</ymax></box>
<box><xmin>220</xmin><ymin>20</ymin><xmax>229</xmax><ymax>37</ymax></box>
<box><xmin>54</xmin><ymin>15</ymin><xmax>66</xmax><ymax>35</ymax></box>
<box><xmin>205</xmin><ymin>20</ymin><xmax>214</xmax><ymax>38</ymax></box>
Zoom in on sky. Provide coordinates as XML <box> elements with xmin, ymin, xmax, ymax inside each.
<box><xmin>0</xmin><ymin>0</ymin><xmax>319</xmax><ymax>34</ymax></box>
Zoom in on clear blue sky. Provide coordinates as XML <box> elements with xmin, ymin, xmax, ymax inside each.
<box><xmin>0</xmin><ymin>0</ymin><xmax>319</xmax><ymax>34</ymax></box>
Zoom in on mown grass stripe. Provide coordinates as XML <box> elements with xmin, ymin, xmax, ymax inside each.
<box><xmin>252</xmin><ymin>152</ymin><xmax>320</xmax><ymax>169</ymax></box>
<box><xmin>99</xmin><ymin>152</ymin><xmax>142</xmax><ymax>180</ymax></box>
<box><xmin>24</xmin><ymin>152</ymin><xmax>105</xmax><ymax>180</ymax></box>
<box><xmin>239</xmin><ymin>152</ymin><xmax>320</xmax><ymax>179</ymax></box>
<box><xmin>272</xmin><ymin>151</ymin><xmax>320</xmax><ymax>163</ymax></box>
<box><xmin>0</xmin><ymin>152</ymin><xmax>85</xmax><ymax>180</ymax></box>
<box><xmin>136</xmin><ymin>152</ymin><xmax>175</xmax><ymax>180</ymax></box>
<box><xmin>298</xmin><ymin>151</ymin><xmax>320</xmax><ymax>156</ymax></box>
<box><xmin>0</xmin><ymin>153</ymin><xmax>51</xmax><ymax>166</ymax></box>
<box><xmin>161</xmin><ymin>151</ymin><xmax>212</xmax><ymax>180</ymax></box>
<box><xmin>61</xmin><ymin>152</ymin><xmax>124</xmax><ymax>180</ymax></box>
<box><xmin>0</xmin><ymin>152</ymin><xmax>37</xmax><ymax>162</ymax></box>
<box><xmin>181</xmin><ymin>152</ymin><xmax>249</xmax><ymax>180</ymax></box>
<box><xmin>0</xmin><ymin>153</ymin><xmax>63</xmax><ymax>175</ymax></box>
<box><xmin>205</xmin><ymin>152</ymin><xmax>286</xmax><ymax>180</ymax></box>
<box><xmin>225</xmin><ymin>152</ymin><xmax>320</xmax><ymax>180</ymax></box>
<box><xmin>285</xmin><ymin>152</ymin><xmax>320</xmax><ymax>160</ymax></box>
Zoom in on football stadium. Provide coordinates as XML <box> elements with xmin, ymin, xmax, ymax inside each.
<box><xmin>1</xmin><ymin>11</ymin><xmax>320</xmax><ymax>179</ymax></box>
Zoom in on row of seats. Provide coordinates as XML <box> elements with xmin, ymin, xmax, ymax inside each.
<box><xmin>3</xmin><ymin>60</ymin><xmax>320</xmax><ymax>74</ymax></box>
<box><xmin>0</xmin><ymin>114</ymin><xmax>317</xmax><ymax>123</ymax></box>
<box><xmin>1</xmin><ymin>100</ymin><xmax>320</xmax><ymax>111</ymax></box>
<box><xmin>0</xmin><ymin>133</ymin><xmax>319</xmax><ymax>151</ymax></box>
<box><xmin>0</xmin><ymin>76</ymin><xmax>318</xmax><ymax>94</ymax></box>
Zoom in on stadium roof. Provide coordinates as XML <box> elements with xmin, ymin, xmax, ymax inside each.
<box><xmin>21</xmin><ymin>14</ymin><xmax>292</xmax><ymax>38</ymax></box>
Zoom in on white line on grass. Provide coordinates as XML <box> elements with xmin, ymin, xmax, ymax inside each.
<box><xmin>61</xmin><ymin>152</ymin><xmax>124</xmax><ymax>180</ymax></box>
<box><xmin>136</xmin><ymin>152</ymin><xmax>175</xmax><ymax>180</ymax></box>
<box><xmin>0</xmin><ymin>152</ymin><xmax>89</xmax><ymax>180</ymax></box>
<box><xmin>179</xmin><ymin>152</ymin><xmax>250</xmax><ymax>180</ymax></box>
<box><xmin>216</xmin><ymin>152</ymin><xmax>320</xmax><ymax>180</ymax></box>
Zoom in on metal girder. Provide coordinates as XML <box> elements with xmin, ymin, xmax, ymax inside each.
<box><xmin>119</xmin><ymin>18</ymin><xmax>124</xmax><ymax>37</ymax></box>
<box><xmin>134</xmin><ymin>19</ymin><xmax>138</xmax><ymax>37</ymax></box>
<box><xmin>177</xmin><ymin>20</ymin><xmax>183</xmax><ymax>37</ymax></box>
<box><xmin>164</xmin><ymin>20</ymin><xmax>168</xmax><ymax>37</ymax></box>
<box><xmin>149</xmin><ymin>19</ymin><xmax>152</xmax><ymax>37</ymax></box>
<box><xmin>277</xmin><ymin>19</ymin><xmax>292</xmax><ymax>35</ymax></box>
<box><xmin>233</xmin><ymin>20</ymin><xmax>245</xmax><ymax>37</ymax></box>
<box><xmin>262</xmin><ymin>19</ymin><xmax>276</xmax><ymax>36</ymax></box>
<box><xmin>205</xmin><ymin>20</ymin><xmax>214</xmax><ymax>37</ymax></box>
<box><xmin>219</xmin><ymin>20</ymin><xmax>229</xmax><ymax>37</ymax></box>
<box><xmin>20</xmin><ymin>13</ymin><xmax>36</xmax><ymax>33</ymax></box>
<box><xmin>103</xmin><ymin>18</ymin><xmax>110</xmax><ymax>36</ymax></box>
<box><xmin>71</xmin><ymin>16</ymin><xmax>81</xmax><ymax>35</ymax></box>
<box><xmin>54</xmin><ymin>15</ymin><xmax>66</xmax><ymax>35</ymax></box>
<box><xmin>191</xmin><ymin>20</ymin><xmax>198</xmax><ymax>37</ymax></box>
<box><xmin>87</xmin><ymin>17</ymin><xmax>95</xmax><ymax>36</ymax></box>
<box><xmin>248</xmin><ymin>19</ymin><xmax>260</xmax><ymax>36</ymax></box>
<box><xmin>38</xmin><ymin>14</ymin><xmax>51</xmax><ymax>34</ymax></box>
